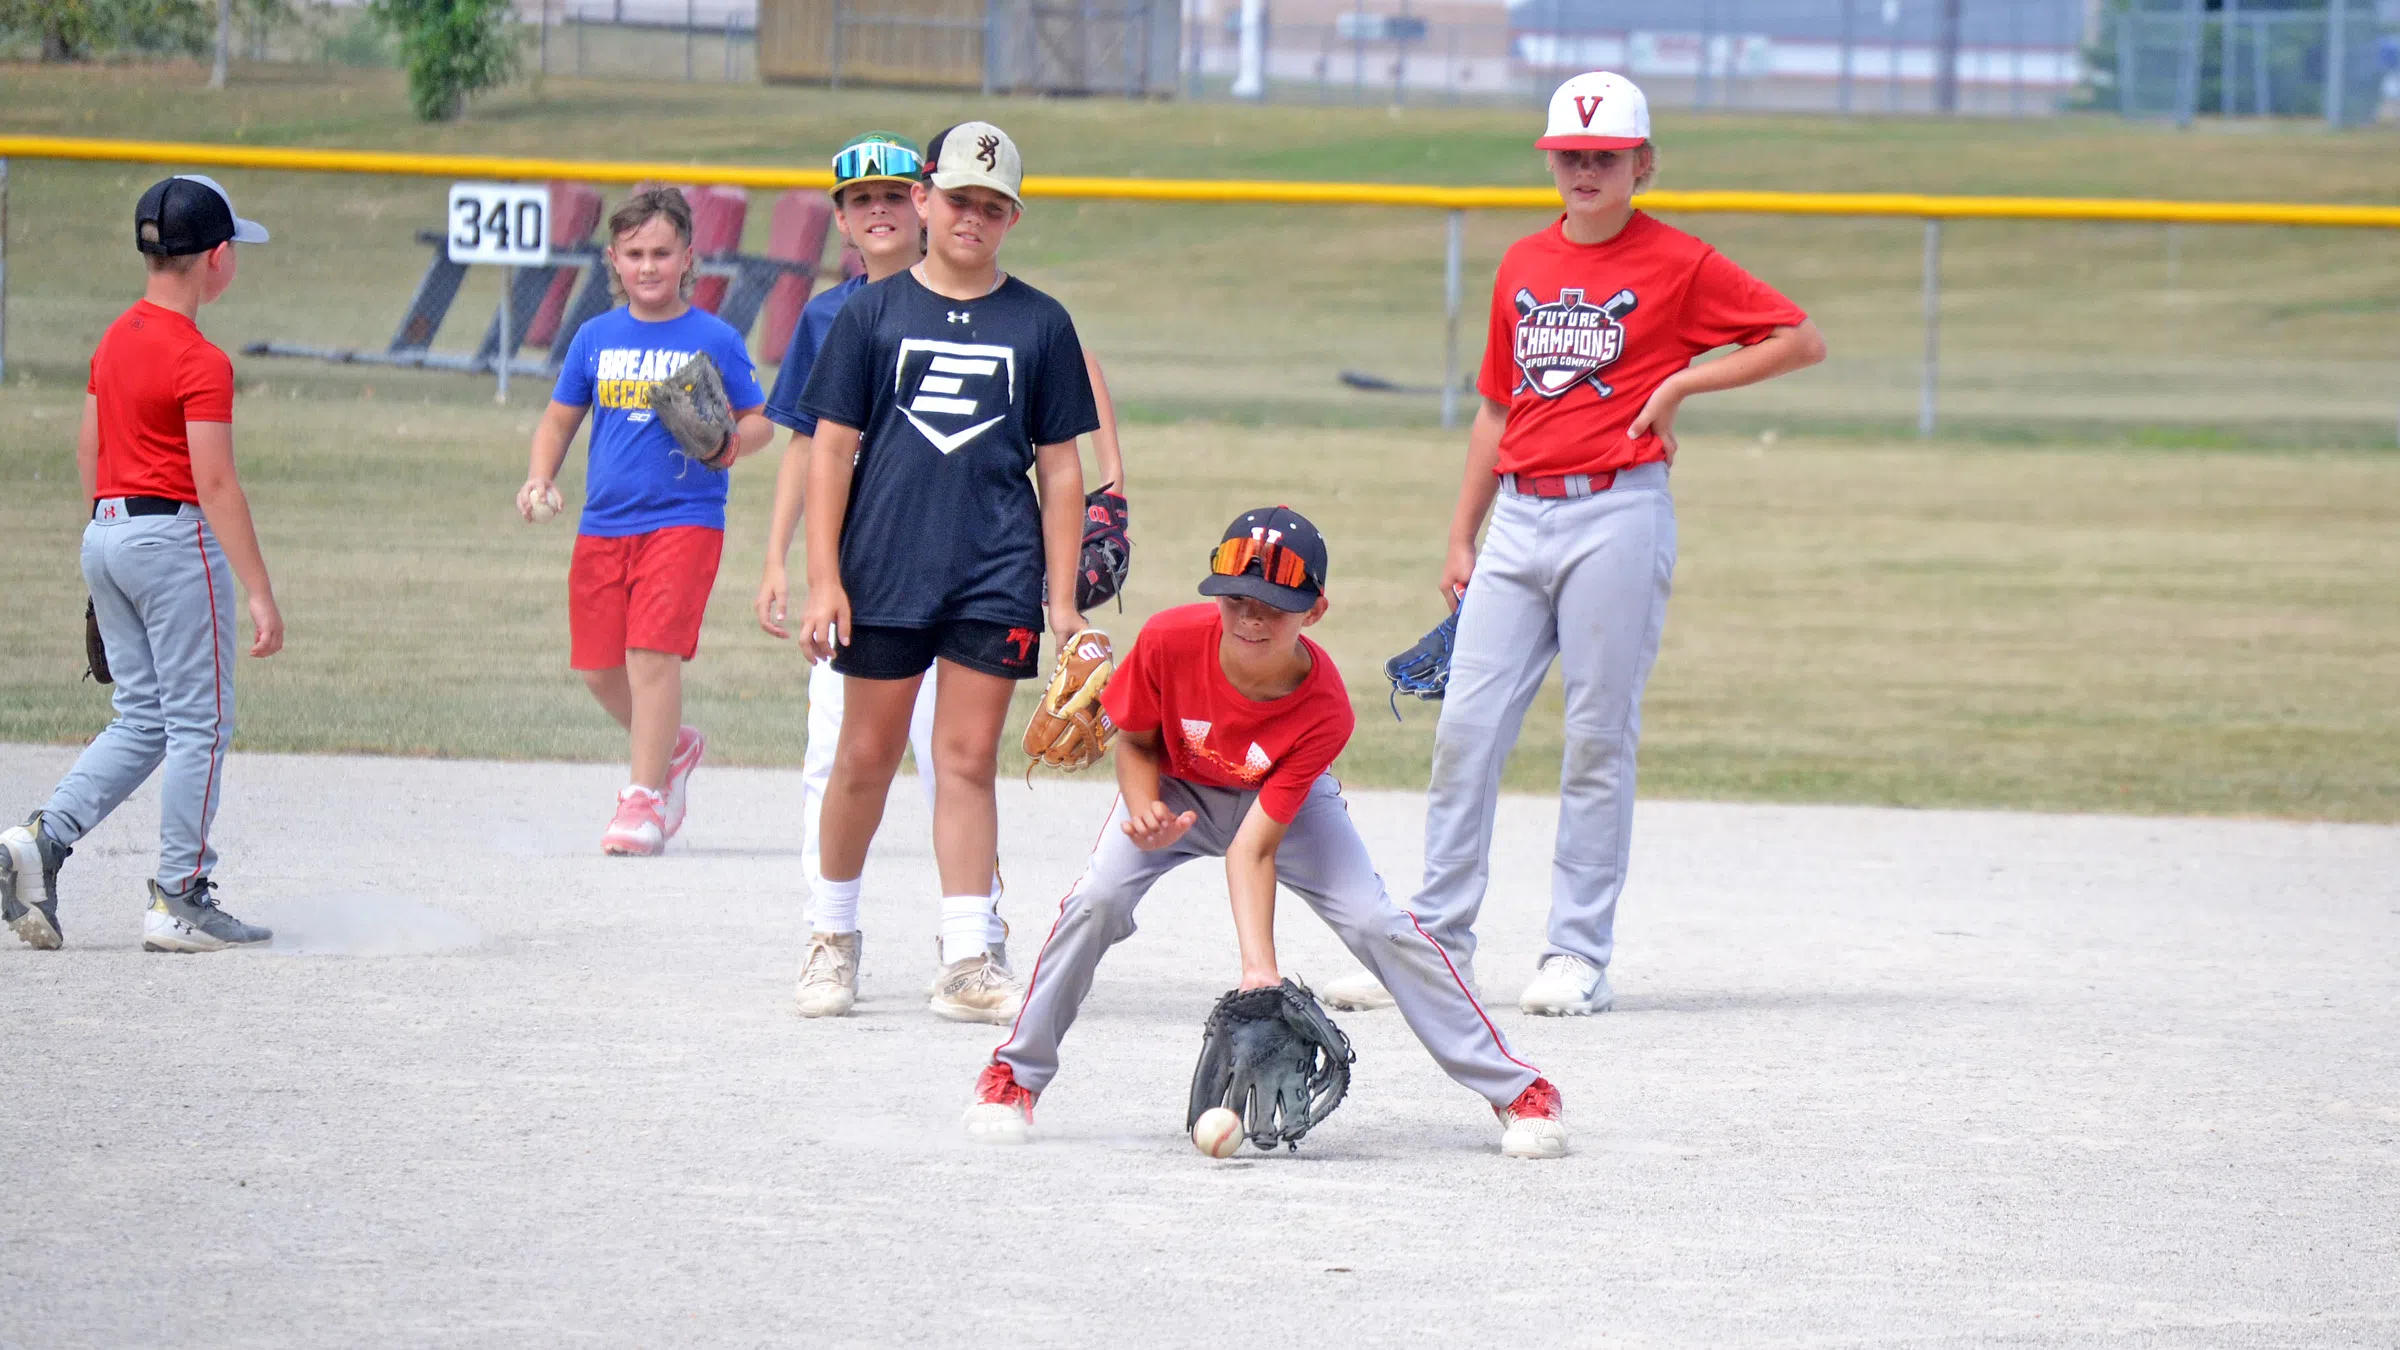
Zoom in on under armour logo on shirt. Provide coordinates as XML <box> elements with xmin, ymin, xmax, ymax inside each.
<box><xmin>948</xmin><ymin>311</ymin><xmax>971</xmax><ymax>324</ymax></box>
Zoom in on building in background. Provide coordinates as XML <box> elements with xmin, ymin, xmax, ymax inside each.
<box><xmin>755</xmin><ymin>0</ymin><xmax>1182</xmax><ymax>92</ymax></box>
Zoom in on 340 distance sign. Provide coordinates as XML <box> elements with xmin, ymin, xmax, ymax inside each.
<box><xmin>446</xmin><ymin>182</ymin><xmax>552</xmax><ymax>266</ymax></box>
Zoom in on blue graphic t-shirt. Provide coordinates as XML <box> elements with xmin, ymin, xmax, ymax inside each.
<box><xmin>552</xmin><ymin>305</ymin><xmax>765</xmax><ymax>537</ymax></box>
<box><xmin>763</xmin><ymin>273</ymin><xmax>866</xmax><ymax>436</ymax></box>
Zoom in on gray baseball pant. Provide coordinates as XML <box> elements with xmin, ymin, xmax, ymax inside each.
<box><xmin>995</xmin><ymin>774</ymin><xmax>1541</xmax><ymax>1108</ymax></box>
<box><xmin>1410</xmin><ymin>462</ymin><xmax>1677</xmax><ymax>974</ymax></box>
<box><xmin>40</xmin><ymin>503</ymin><xmax>238</xmax><ymax>892</ymax></box>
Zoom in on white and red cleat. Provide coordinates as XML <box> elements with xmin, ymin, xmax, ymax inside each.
<box><xmin>661</xmin><ymin>725</ymin><xmax>706</xmax><ymax>840</ymax></box>
<box><xmin>1497</xmin><ymin>1077</ymin><xmax>1568</xmax><ymax>1159</ymax></box>
<box><xmin>601</xmin><ymin>785</ymin><xmax>667</xmax><ymax>856</ymax></box>
<box><xmin>961</xmin><ymin>1061</ymin><xmax>1037</xmax><ymax>1144</ymax></box>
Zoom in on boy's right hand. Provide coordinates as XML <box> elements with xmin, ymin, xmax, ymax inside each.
<box><xmin>247</xmin><ymin>592</ymin><xmax>285</xmax><ymax>659</ymax></box>
<box><xmin>755</xmin><ymin>564</ymin><xmax>790</xmax><ymax>640</ymax></box>
<box><xmin>1123</xmin><ymin>799</ymin><xmax>1197</xmax><ymax>852</ymax></box>
<box><xmin>1439</xmin><ymin>538</ymin><xmax>1476</xmax><ymax>608</ymax></box>
<box><xmin>797</xmin><ymin>582</ymin><xmax>850</xmax><ymax>664</ymax></box>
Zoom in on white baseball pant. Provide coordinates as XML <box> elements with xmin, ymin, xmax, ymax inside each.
<box><xmin>1409</xmin><ymin>461</ymin><xmax>1677</xmax><ymax>974</ymax></box>
<box><xmin>996</xmin><ymin>773</ymin><xmax>1541</xmax><ymax>1108</ymax></box>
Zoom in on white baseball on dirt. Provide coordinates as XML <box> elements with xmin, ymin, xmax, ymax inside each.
<box><xmin>1192</xmin><ymin>1107</ymin><xmax>1243</xmax><ymax>1159</ymax></box>
<box><xmin>525</xmin><ymin>484</ymin><xmax>560</xmax><ymax>525</ymax></box>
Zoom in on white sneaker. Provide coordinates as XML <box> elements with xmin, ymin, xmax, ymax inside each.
<box><xmin>793</xmin><ymin>930</ymin><xmax>861</xmax><ymax>1017</ymax></box>
<box><xmin>1322</xmin><ymin>961</ymin><xmax>1479</xmax><ymax>1012</ymax></box>
<box><xmin>1496</xmin><ymin>1077</ymin><xmax>1568</xmax><ymax>1159</ymax></box>
<box><xmin>1519</xmin><ymin>954</ymin><xmax>1613</xmax><ymax>1016</ymax></box>
<box><xmin>929</xmin><ymin>952</ymin><xmax>1024</xmax><ymax>1024</ymax></box>
<box><xmin>962</xmin><ymin>1062</ymin><xmax>1035</xmax><ymax>1144</ymax></box>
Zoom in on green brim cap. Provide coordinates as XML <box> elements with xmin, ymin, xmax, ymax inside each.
<box><xmin>831</xmin><ymin>132</ymin><xmax>925</xmax><ymax>194</ymax></box>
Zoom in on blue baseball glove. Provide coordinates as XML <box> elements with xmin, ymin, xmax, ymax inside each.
<box><xmin>1383</xmin><ymin>601</ymin><xmax>1459</xmax><ymax>720</ymax></box>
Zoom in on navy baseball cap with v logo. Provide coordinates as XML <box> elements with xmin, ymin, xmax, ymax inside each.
<box><xmin>135</xmin><ymin>174</ymin><xmax>270</xmax><ymax>257</ymax></box>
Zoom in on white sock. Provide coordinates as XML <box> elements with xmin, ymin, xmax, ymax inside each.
<box><xmin>811</xmin><ymin>874</ymin><xmax>862</xmax><ymax>935</ymax></box>
<box><xmin>941</xmin><ymin>893</ymin><xmax>997</xmax><ymax>965</ymax></box>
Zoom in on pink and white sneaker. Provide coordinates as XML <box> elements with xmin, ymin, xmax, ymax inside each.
<box><xmin>661</xmin><ymin>725</ymin><xmax>706</xmax><ymax>839</ymax></box>
<box><xmin>601</xmin><ymin>785</ymin><xmax>667</xmax><ymax>856</ymax></box>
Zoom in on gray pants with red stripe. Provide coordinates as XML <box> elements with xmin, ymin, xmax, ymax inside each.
<box><xmin>40</xmin><ymin>504</ymin><xmax>238</xmax><ymax>891</ymax></box>
<box><xmin>996</xmin><ymin>774</ymin><xmax>1540</xmax><ymax>1108</ymax></box>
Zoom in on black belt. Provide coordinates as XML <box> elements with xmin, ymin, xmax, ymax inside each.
<box><xmin>93</xmin><ymin>496</ymin><xmax>187</xmax><ymax>519</ymax></box>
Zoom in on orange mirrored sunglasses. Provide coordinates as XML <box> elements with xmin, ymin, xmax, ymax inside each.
<box><xmin>1208</xmin><ymin>534</ymin><xmax>1315</xmax><ymax>590</ymax></box>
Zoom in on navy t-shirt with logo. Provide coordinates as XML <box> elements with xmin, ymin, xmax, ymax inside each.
<box><xmin>799</xmin><ymin>268</ymin><xmax>1100</xmax><ymax>630</ymax></box>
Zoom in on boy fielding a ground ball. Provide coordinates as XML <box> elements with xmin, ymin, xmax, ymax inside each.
<box><xmin>965</xmin><ymin>508</ymin><xmax>1568</xmax><ymax>1159</ymax></box>
<box><xmin>521</xmin><ymin>186</ymin><xmax>772</xmax><ymax>856</ymax></box>
<box><xmin>1324</xmin><ymin>73</ymin><xmax>1825</xmax><ymax>1017</ymax></box>
<box><xmin>1</xmin><ymin>175</ymin><xmax>283</xmax><ymax>953</ymax></box>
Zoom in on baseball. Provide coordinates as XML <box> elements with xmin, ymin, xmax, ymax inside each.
<box><xmin>523</xmin><ymin>483</ymin><xmax>561</xmax><ymax>525</ymax></box>
<box><xmin>1192</xmin><ymin>1107</ymin><xmax>1244</xmax><ymax>1159</ymax></box>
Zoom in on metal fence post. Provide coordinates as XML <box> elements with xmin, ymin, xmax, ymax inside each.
<box><xmin>1919</xmin><ymin>217</ymin><xmax>1940</xmax><ymax>437</ymax></box>
<box><xmin>2222</xmin><ymin>0</ymin><xmax>2239</xmax><ymax>115</ymax></box>
<box><xmin>725</xmin><ymin>11</ymin><xmax>735</xmax><ymax>80</ymax></box>
<box><xmin>0</xmin><ymin>158</ymin><xmax>9</xmax><ymax>384</ymax></box>
<box><xmin>1440</xmin><ymin>208</ymin><xmax>1462</xmax><ymax>432</ymax></box>
<box><xmin>1839</xmin><ymin>0</ymin><xmax>1855</xmax><ymax>112</ymax></box>
<box><xmin>2325</xmin><ymin>0</ymin><xmax>2346</xmax><ymax>128</ymax></box>
<box><xmin>2117</xmin><ymin>10</ymin><xmax>2133</xmax><ymax>116</ymax></box>
<box><xmin>685</xmin><ymin>0</ymin><xmax>696</xmax><ymax>81</ymax></box>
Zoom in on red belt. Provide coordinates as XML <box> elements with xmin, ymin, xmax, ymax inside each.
<box><xmin>1500</xmin><ymin>471</ymin><xmax>1617</xmax><ymax>499</ymax></box>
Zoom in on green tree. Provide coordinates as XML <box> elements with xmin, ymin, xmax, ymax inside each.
<box><xmin>0</xmin><ymin>0</ymin><xmax>208</xmax><ymax>60</ymax></box>
<box><xmin>367</xmin><ymin>0</ymin><xmax>522</xmax><ymax>121</ymax></box>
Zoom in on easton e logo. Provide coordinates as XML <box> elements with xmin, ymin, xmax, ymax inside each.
<box><xmin>1575</xmin><ymin>94</ymin><xmax>1605</xmax><ymax>126</ymax></box>
<box><xmin>894</xmin><ymin>338</ymin><xmax>1016</xmax><ymax>454</ymax></box>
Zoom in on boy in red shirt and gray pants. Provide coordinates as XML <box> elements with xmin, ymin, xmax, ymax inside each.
<box><xmin>1</xmin><ymin>175</ymin><xmax>285</xmax><ymax>953</ymax></box>
<box><xmin>964</xmin><ymin>507</ymin><xmax>1568</xmax><ymax>1159</ymax></box>
<box><xmin>1324</xmin><ymin>73</ymin><xmax>1826</xmax><ymax>1018</ymax></box>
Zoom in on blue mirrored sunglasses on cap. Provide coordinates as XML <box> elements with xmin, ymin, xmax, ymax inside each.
<box><xmin>832</xmin><ymin>139</ymin><xmax>923</xmax><ymax>185</ymax></box>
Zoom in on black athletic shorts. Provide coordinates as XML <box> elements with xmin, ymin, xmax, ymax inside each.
<box><xmin>833</xmin><ymin>619</ymin><xmax>1042</xmax><ymax>682</ymax></box>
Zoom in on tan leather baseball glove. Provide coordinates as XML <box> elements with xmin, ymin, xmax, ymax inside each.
<box><xmin>1022</xmin><ymin>628</ymin><xmax>1116</xmax><ymax>777</ymax></box>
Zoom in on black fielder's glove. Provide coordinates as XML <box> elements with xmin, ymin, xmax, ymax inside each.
<box><xmin>652</xmin><ymin>351</ymin><xmax>738</xmax><ymax>470</ymax></box>
<box><xmin>84</xmin><ymin>598</ymin><xmax>112</xmax><ymax>685</ymax></box>
<box><xmin>1382</xmin><ymin>601</ymin><xmax>1459</xmax><ymax>720</ymax></box>
<box><xmin>1187</xmin><ymin>979</ymin><xmax>1355</xmax><ymax>1152</ymax></box>
<box><xmin>1077</xmin><ymin>482</ymin><xmax>1131</xmax><ymax>612</ymax></box>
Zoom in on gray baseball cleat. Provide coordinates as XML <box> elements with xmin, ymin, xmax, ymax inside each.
<box><xmin>1</xmin><ymin>811</ymin><xmax>72</xmax><ymax>950</ymax></box>
<box><xmin>142</xmin><ymin>879</ymin><xmax>272</xmax><ymax>953</ymax></box>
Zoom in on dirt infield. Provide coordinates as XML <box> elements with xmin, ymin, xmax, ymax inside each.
<box><xmin>2</xmin><ymin>743</ymin><xmax>2395</xmax><ymax>1348</ymax></box>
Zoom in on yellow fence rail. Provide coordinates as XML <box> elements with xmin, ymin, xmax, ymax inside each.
<box><xmin>3</xmin><ymin>133</ymin><xmax>2397</xmax><ymax>435</ymax></box>
<box><xmin>6</xmin><ymin>134</ymin><xmax>2400</xmax><ymax>228</ymax></box>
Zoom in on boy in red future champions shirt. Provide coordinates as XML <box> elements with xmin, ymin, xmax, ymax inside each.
<box><xmin>2</xmin><ymin>176</ymin><xmax>286</xmax><ymax>954</ymax></box>
<box><xmin>963</xmin><ymin>508</ymin><xmax>1568</xmax><ymax>1159</ymax></box>
<box><xmin>1324</xmin><ymin>72</ymin><xmax>1827</xmax><ymax>1020</ymax></box>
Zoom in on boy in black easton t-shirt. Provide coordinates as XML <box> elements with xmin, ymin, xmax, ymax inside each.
<box><xmin>790</xmin><ymin>121</ymin><xmax>1100</xmax><ymax>1023</ymax></box>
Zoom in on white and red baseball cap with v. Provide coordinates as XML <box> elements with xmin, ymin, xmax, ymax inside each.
<box><xmin>1536</xmin><ymin>71</ymin><xmax>1651</xmax><ymax>150</ymax></box>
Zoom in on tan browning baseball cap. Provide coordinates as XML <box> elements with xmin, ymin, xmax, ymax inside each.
<box><xmin>925</xmin><ymin>122</ymin><xmax>1024</xmax><ymax>206</ymax></box>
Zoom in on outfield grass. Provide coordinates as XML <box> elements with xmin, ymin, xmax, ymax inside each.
<box><xmin>0</xmin><ymin>63</ymin><xmax>2397</xmax><ymax>442</ymax></box>
<box><xmin>2</xmin><ymin>66</ymin><xmax>2396</xmax><ymax>820</ymax></box>
<box><xmin>2</xmin><ymin>372</ymin><xmax>2393</xmax><ymax>820</ymax></box>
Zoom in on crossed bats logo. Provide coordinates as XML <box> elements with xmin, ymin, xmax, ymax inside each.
<box><xmin>1513</xmin><ymin>286</ymin><xmax>1637</xmax><ymax>399</ymax></box>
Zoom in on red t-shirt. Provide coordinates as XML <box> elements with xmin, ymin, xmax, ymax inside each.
<box><xmin>87</xmin><ymin>300</ymin><xmax>235</xmax><ymax>503</ymax></box>
<box><xmin>1100</xmin><ymin>603</ymin><xmax>1355</xmax><ymax>824</ymax></box>
<box><xmin>1476</xmin><ymin>212</ymin><xmax>1806</xmax><ymax>479</ymax></box>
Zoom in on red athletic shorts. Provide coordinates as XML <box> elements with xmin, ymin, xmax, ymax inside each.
<box><xmin>568</xmin><ymin>526</ymin><xmax>723</xmax><ymax>670</ymax></box>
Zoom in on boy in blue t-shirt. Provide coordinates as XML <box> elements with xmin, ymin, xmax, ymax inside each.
<box><xmin>521</xmin><ymin>185</ymin><xmax>771</xmax><ymax>856</ymax></box>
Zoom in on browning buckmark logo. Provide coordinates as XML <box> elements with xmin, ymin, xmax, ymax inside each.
<box><xmin>1512</xmin><ymin>287</ymin><xmax>1637</xmax><ymax>399</ymax></box>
